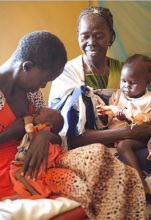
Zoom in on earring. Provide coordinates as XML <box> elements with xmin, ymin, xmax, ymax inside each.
<box><xmin>109</xmin><ymin>41</ymin><xmax>112</xmax><ymax>47</ymax></box>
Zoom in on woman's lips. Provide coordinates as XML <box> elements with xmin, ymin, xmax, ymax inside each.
<box><xmin>86</xmin><ymin>50</ymin><xmax>99</xmax><ymax>55</ymax></box>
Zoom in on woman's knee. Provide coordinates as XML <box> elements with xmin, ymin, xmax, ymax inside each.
<box><xmin>117</xmin><ymin>140</ymin><xmax>132</xmax><ymax>153</ymax></box>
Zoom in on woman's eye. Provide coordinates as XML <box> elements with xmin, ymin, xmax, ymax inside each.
<box><xmin>96</xmin><ymin>35</ymin><xmax>103</xmax><ymax>39</ymax></box>
<box><xmin>81</xmin><ymin>35</ymin><xmax>88</xmax><ymax>40</ymax></box>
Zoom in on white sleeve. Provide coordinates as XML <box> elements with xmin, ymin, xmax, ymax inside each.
<box><xmin>49</xmin><ymin>55</ymin><xmax>85</xmax><ymax>106</ymax></box>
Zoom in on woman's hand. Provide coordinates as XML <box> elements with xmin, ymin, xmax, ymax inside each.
<box><xmin>0</xmin><ymin>117</ymin><xmax>25</xmax><ymax>144</ymax></box>
<box><xmin>129</xmin><ymin>121</ymin><xmax>151</xmax><ymax>142</ymax></box>
<box><xmin>21</xmin><ymin>129</ymin><xmax>62</xmax><ymax>181</ymax></box>
<box><xmin>115</xmin><ymin>112</ymin><xmax>127</xmax><ymax>121</ymax></box>
<box><xmin>96</xmin><ymin>105</ymin><xmax>108</xmax><ymax>125</ymax></box>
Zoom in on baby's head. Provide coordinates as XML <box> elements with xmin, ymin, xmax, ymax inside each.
<box><xmin>33</xmin><ymin>107</ymin><xmax>64</xmax><ymax>133</ymax></box>
<box><xmin>120</xmin><ymin>54</ymin><xmax>151</xmax><ymax>98</ymax></box>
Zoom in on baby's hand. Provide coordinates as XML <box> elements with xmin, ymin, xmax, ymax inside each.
<box><xmin>147</xmin><ymin>139</ymin><xmax>151</xmax><ymax>161</ymax></box>
<box><xmin>24</xmin><ymin>116</ymin><xmax>34</xmax><ymax>140</ymax></box>
<box><xmin>24</xmin><ymin>116</ymin><xmax>33</xmax><ymax>125</ymax></box>
<box><xmin>115</xmin><ymin>112</ymin><xmax>132</xmax><ymax>125</ymax></box>
<box><xmin>115</xmin><ymin>112</ymin><xmax>127</xmax><ymax>121</ymax></box>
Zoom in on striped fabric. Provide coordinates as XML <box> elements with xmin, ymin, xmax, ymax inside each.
<box><xmin>85</xmin><ymin>74</ymin><xmax>108</xmax><ymax>90</ymax></box>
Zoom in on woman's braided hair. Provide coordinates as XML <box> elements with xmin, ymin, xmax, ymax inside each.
<box><xmin>125</xmin><ymin>54</ymin><xmax>151</xmax><ymax>77</ymax></box>
<box><xmin>77</xmin><ymin>6</ymin><xmax>116</xmax><ymax>46</ymax></box>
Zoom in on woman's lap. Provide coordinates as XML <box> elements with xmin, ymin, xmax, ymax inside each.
<box><xmin>44</xmin><ymin>143</ymin><xmax>146</xmax><ymax>219</ymax></box>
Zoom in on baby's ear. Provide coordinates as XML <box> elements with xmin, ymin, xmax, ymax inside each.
<box><xmin>146</xmin><ymin>77</ymin><xmax>151</xmax><ymax>87</ymax></box>
<box><xmin>45</xmin><ymin>122</ymin><xmax>53</xmax><ymax>129</ymax></box>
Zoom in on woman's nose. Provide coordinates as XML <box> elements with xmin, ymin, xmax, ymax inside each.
<box><xmin>87</xmin><ymin>37</ymin><xmax>96</xmax><ymax>46</ymax></box>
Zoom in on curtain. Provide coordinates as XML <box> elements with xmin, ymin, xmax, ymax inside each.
<box><xmin>98</xmin><ymin>1</ymin><xmax>151</xmax><ymax>90</ymax></box>
<box><xmin>98</xmin><ymin>1</ymin><xmax>151</xmax><ymax>61</ymax></box>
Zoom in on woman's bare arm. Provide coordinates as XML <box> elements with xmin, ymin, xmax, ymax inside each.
<box><xmin>0</xmin><ymin>118</ymin><xmax>25</xmax><ymax>145</ymax></box>
<box><xmin>68</xmin><ymin>122</ymin><xmax>151</xmax><ymax>147</ymax></box>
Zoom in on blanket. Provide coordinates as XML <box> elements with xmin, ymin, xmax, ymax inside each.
<box><xmin>0</xmin><ymin>198</ymin><xmax>80</xmax><ymax>220</ymax></box>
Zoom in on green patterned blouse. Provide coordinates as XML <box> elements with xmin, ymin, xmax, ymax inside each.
<box><xmin>85</xmin><ymin>57</ymin><xmax>123</xmax><ymax>89</ymax></box>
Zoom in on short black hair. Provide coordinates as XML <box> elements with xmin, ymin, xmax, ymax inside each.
<box><xmin>12</xmin><ymin>31</ymin><xmax>67</xmax><ymax>71</ymax></box>
<box><xmin>124</xmin><ymin>54</ymin><xmax>151</xmax><ymax>76</ymax></box>
<box><xmin>47</xmin><ymin>109</ymin><xmax>64</xmax><ymax>134</ymax></box>
<box><xmin>77</xmin><ymin>6</ymin><xmax>116</xmax><ymax>46</ymax></box>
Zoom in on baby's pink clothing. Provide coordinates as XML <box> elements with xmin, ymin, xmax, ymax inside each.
<box><xmin>108</xmin><ymin>89</ymin><xmax>151</xmax><ymax>129</ymax></box>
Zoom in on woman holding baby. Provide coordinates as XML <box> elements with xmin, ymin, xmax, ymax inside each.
<box><xmin>0</xmin><ymin>6</ymin><xmax>150</xmax><ymax>220</ymax></box>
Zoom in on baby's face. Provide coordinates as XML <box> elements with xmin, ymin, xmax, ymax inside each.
<box><xmin>120</xmin><ymin>62</ymin><xmax>149</xmax><ymax>98</ymax></box>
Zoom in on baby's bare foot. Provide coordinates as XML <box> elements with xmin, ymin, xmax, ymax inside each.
<box><xmin>147</xmin><ymin>151</ymin><xmax>151</xmax><ymax>161</ymax></box>
<box><xmin>1</xmin><ymin>193</ymin><xmax>21</xmax><ymax>201</ymax></box>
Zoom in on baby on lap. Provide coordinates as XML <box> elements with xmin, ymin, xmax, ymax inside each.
<box><xmin>98</xmin><ymin>54</ymin><xmax>151</xmax><ymax>195</ymax></box>
<box><xmin>2</xmin><ymin>107</ymin><xmax>64</xmax><ymax>201</ymax></box>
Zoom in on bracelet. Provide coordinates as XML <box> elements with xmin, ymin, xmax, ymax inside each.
<box><xmin>25</xmin><ymin>123</ymin><xmax>35</xmax><ymax>133</ymax></box>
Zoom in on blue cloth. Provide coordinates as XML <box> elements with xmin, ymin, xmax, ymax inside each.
<box><xmin>50</xmin><ymin>85</ymin><xmax>97</xmax><ymax>138</ymax></box>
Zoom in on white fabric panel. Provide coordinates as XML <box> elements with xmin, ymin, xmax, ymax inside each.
<box><xmin>0</xmin><ymin>198</ymin><xmax>80</xmax><ymax>220</ymax></box>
